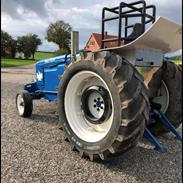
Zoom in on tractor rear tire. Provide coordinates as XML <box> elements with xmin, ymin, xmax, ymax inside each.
<box><xmin>58</xmin><ymin>51</ymin><xmax>150</xmax><ymax>161</ymax></box>
<box><xmin>145</xmin><ymin>61</ymin><xmax>182</xmax><ymax>135</ymax></box>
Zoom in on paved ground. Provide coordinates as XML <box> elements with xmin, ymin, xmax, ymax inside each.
<box><xmin>1</xmin><ymin>65</ymin><xmax>182</xmax><ymax>183</ymax></box>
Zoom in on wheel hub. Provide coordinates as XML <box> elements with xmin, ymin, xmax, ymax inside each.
<box><xmin>151</xmin><ymin>80</ymin><xmax>169</xmax><ymax>113</ymax></box>
<box><xmin>93</xmin><ymin>97</ymin><xmax>104</xmax><ymax>111</ymax></box>
<box><xmin>20</xmin><ymin>102</ymin><xmax>24</xmax><ymax>106</ymax></box>
<box><xmin>17</xmin><ymin>95</ymin><xmax>25</xmax><ymax>115</ymax></box>
<box><xmin>81</xmin><ymin>86</ymin><xmax>112</xmax><ymax>124</ymax></box>
<box><xmin>96</xmin><ymin>100</ymin><xmax>102</xmax><ymax>108</ymax></box>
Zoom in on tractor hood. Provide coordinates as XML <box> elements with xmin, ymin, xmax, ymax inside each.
<box><xmin>34</xmin><ymin>54</ymin><xmax>71</xmax><ymax>91</ymax></box>
<box><xmin>36</xmin><ymin>54</ymin><xmax>71</xmax><ymax>69</ymax></box>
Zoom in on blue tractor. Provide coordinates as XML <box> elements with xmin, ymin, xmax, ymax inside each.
<box><xmin>16</xmin><ymin>1</ymin><xmax>182</xmax><ymax>161</ymax></box>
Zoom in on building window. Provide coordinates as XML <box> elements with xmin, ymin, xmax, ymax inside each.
<box><xmin>90</xmin><ymin>41</ymin><xmax>95</xmax><ymax>46</ymax></box>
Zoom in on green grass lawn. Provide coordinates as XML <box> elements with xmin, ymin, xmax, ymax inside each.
<box><xmin>1</xmin><ymin>51</ymin><xmax>182</xmax><ymax>68</ymax></box>
<box><xmin>1</xmin><ymin>51</ymin><xmax>55</xmax><ymax>68</ymax></box>
<box><xmin>34</xmin><ymin>51</ymin><xmax>54</xmax><ymax>61</ymax></box>
<box><xmin>171</xmin><ymin>59</ymin><xmax>182</xmax><ymax>65</ymax></box>
<box><xmin>1</xmin><ymin>59</ymin><xmax>37</xmax><ymax>67</ymax></box>
<box><xmin>137</xmin><ymin>59</ymin><xmax>182</xmax><ymax>76</ymax></box>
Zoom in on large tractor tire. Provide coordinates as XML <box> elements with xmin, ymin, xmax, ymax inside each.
<box><xmin>145</xmin><ymin>61</ymin><xmax>182</xmax><ymax>135</ymax></box>
<box><xmin>58</xmin><ymin>51</ymin><xmax>150</xmax><ymax>161</ymax></box>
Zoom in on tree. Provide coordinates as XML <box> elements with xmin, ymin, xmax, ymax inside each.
<box><xmin>17</xmin><ymin>34</ymin><xmax>41</xmax><ymax>59</ymax></box>
<box><xmin>28</xmin><ymin>34</ymin><xmax>42</xmax><ymax>59</ymax></box>
<box><xmin>17</xmin><ymin>35</ymin><xmax>31</xmax><ymax>58</ymax></box>
<box><xmin>1</xmin><ymin>30</ymin><xmax>15</xmax><ymax>58</ymax></box>
<box><xmin>10</xmin><ymin>39</ymin><xmax>17</xmax><ymax>58</ymax></box>
<box><xmin>46</xmin><ymin>20</ymin><xmax>72</xmax><ymax>53</ymax></box>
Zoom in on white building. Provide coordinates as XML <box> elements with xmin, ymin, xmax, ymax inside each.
<box><xmin>15</xmin><ymin>52</ymin><xmax>25</xmax><ymax>59</ymax></box>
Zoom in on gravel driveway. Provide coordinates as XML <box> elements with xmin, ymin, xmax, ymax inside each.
<box><xmin>1</xmin><ymin>65</ymin><xmax>182</xmax><ymax>183</ymax></box>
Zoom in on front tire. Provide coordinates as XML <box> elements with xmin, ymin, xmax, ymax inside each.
<box><xmin>58</xmin><ymin>51</ymin><xmax>150</xmax><ymax>161</ymax></box>
<box><xmin>16</xmin><ymin>92</ymin><xmax>33</xmax><ymax>117</ymax></box>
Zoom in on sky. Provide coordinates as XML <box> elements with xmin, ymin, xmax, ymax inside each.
<box><xmin>1</xmin><ymin>0</ymin><xmax>182</xmax><ymax>55</ymax></box>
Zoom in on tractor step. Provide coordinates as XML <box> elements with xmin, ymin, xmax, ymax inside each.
<box><xmin>144</xmin><ymin>110</ymin><xmax>182</xmax><ymax>153</ymax></box>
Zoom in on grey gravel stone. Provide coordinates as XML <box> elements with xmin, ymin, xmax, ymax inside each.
<box><xmin>1</xmin><ymin>65</ymin><xmax>182</xmax><ymax>183</ymax></box>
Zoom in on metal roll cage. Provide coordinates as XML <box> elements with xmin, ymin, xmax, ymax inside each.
<box><xmin>101</xmin><ymin>1</ymin><xmax>156</xmax><ymax>48</ymax></box>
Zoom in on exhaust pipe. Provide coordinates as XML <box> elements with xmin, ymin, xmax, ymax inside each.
<box><xmin>71</xmin><ymin>31</ymin><xmax>79</xmax><ymax>62</ymax></box>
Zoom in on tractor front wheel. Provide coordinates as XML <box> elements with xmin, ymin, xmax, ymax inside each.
<box><xmin>16</xmin><ymin>92</ymin><xmax>33</xmax><ymax>117</ymax></box>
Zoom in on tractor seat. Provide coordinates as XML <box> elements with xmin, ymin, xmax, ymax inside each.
<box><xmin>125</xmin><ymin>23</ymin><xmax>144</xmax><ymax>42</ymax></box>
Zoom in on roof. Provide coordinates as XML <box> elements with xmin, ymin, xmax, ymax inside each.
<box><xmin>92</xmin><ymin>33</ymin><xmax>118</xmax><ymax>47</ymax></box>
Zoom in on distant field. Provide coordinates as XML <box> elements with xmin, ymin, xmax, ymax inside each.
<box><xmin>34</xmin><ymin>51</ymin><xmax>55</xmax><ymax>61</ymax></box>
<box><xmin>171</xmin><ymin>59</ymin><xmax>182</xmax><ymax>65</ymax></box>
<box><xmin>137</xmin><ymin>59</ymin><xmax>182</xmax><ymax>75</ymax></box>
<box><xmin>1</xmin><ymin>51</ymin><xmax>182</xmax><ymax>68</ymax></box>
<box><xmin>1</xmin><ymin>51</ymin><xmax>55</xmax><ymax>67</ymax></box>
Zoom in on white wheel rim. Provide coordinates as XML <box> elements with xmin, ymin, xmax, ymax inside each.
<box><xmin>151</xmin><ymin>80</ymin><xmax>169</xmax><ymax>113</ymax></box>
<box><xmin>17</xmin><ymin>95</ymin><xmax>25</xmax><ymax>115</ymax></box>
<box><xmin>64</xmin><ymin>71</ymin><xmax>114</xmax><ymax>143</ymax></box>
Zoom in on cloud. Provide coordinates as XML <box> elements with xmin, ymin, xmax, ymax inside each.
<box><xmin>1</xmin><ymin>0</ymin><xmax>48</xmax><ymax>19</ymax></box>
<box><xmin>1</xmin><ymin>0</ymin><xmax>182</xmax><ymax>52</ymax></box>
<box><xmin>38</xmin><ymin>39</ymin><xmax>59</xmax><ymax>52</ymax></box>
